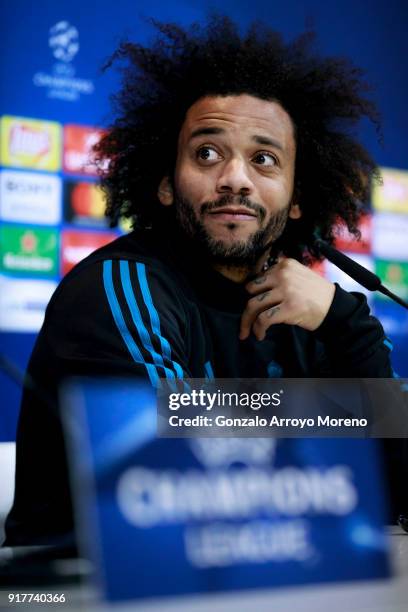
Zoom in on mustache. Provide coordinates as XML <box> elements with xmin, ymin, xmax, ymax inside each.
<box><xmin>200</xmin><ymin>195</ymin><xmax>266</xmax><ymax>222</ymax></box>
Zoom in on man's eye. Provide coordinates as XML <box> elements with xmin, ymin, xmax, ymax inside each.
<box><xmin>252</xmin><ymin>152</ymin><xmax>277</xmax><ymax>167</ymax></box>
<box><xmin>196</xmin><ymin>146</ymin><xmax>220</xmax><ymax>162</ymax></box>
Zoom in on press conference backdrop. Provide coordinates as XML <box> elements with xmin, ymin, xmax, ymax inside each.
<box><xmin>1</xmin><ymin>0</ymin><xmax>407</xmax><ymax>441</ymax></box>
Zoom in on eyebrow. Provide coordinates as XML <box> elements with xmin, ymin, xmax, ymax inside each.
<box><xmin>190</xmin><ymin>127</ymin><xmax>224</xmax><ymax>138</ymax></box>
<box><xmin>252</xmin><ymin>135</ymin><xmax>284</xmax><ymax>151</ymax></box>
<box><xmin>189</xmin><ymin>127</ymin><xmax>284</xmax><ymax>151</ymax></box>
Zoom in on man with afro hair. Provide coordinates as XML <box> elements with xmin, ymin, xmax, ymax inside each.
<box><xmin>5</xmin><ymin>16</ymin><xmax>401</xmax><ymax>548</ymax></box>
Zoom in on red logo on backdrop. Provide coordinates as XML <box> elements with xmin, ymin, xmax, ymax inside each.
<box><xmin>21</xmin><ymin>231</ymin><xmax>38</xmax><ymax>253</ymax></box>
<box><xmin>63</xmin><ymin>125</ymin><xmax>106</xmax><ymax>176</ymax></box>
<box><xmin>61</xmin><ymin>230</ymin><xmax>115</xmax><ymax>276</ymax></box>
<box><xmin>334</xmin><ymin>213</ymin><xmax>372</xmax><ymax>254</ymax></box>
<box><xmin>309</xmin><ymin>258</ymin><xmax>327</xmax><ymax>278</ymax></box>
<box><xmin>63</xmin><ymin>179</ymin><xmax>106</xmax><ymax>224</ymax></box>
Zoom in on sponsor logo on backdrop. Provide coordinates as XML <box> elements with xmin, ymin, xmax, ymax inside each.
<box><xmin>309</xmin><ymin>259</ymin><xmax>326</xmax><ymax>278</ymax></box>
<box><xmin>0</xmin><ymin>225</ymin><xmax>58</xmax><ymax>277</ymax></box>
<box><xmin>63</xmin><ymin>125</ymin><xmax>106</xmax><ymax>176</ymax></box>
<box><xmin>334</xmin><ymin>213</ymin><xmax>372</xmax><ymax>253</ymax></box>
<box><xmin>0</xmin><ymin>170</ymin><xmax>61</xmax><ymax>224</ymax></box>
<box><xmin>325</xmin><ymin>253</ymin><xmax>374</xmax><ymax>301</ymax></box>
<box><xmin>61</xmin><ymin>229</ymin><xmax>115</xmax><ymax>275</ymax></box>
<box><xmin>119</xmin><ymin>216</ymin><xmax>133</xmax><ymax>234</ymax></box>
<box><xmin>373</xmin><ymin>212</ymin><xmax>408</xmax><ymax>261</ymax></box>
<box><xmin>0</xmin><ymin>275</ymin><xmax>57</xmax><ymax>332</ymax></box>
<box><xmin>32</xmin><ymin>21</ymin><xmax>94</xmax><ymax>102</ymax></box>
<box><xmin>375</xmin><ymin>260</ymin><xmax>408</xmax><ymax>301</ymax></box>
<box><xmin>0</xmin><ymin>116</ymin><xmax>61</xmax><ymax>171</ymax></box>
<box><xmin>63</xmin><ymin>179</ymin><xmax>106</xmax><ymax>227</ymax></box>
<box><xmin>372</xmin><ymin>168</ymin><xmax>408</xmax><ymax>214</ymax></box>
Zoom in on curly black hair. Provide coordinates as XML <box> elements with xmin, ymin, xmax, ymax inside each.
<box><xmin>94</xmin><ymin>15</ymin><xmax>381</xmax><ymax>261</ymax></box>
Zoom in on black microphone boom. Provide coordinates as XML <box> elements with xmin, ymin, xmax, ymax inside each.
<box><xmin>315</xmin><ymin>239</ymin><xmax>408</xmax><ymax>310</ymax></box>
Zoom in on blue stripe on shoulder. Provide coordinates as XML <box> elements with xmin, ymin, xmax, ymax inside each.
<box><xmin>135</xmin><ymin>262</ymin><xmax>185</xmax><ymax>379</ymax></box>
<box><xmin>102</xmin><ymin>260</ymin><xmax>159</xmax><ymax>387</ymax></box>
<box><xmin>392</xmin><ymin>369</ymin><xmax>408</xmax><ymax>392</ymax></box>
<box><xmin>383</xmin><ymin>338</ymin><xmax>393</xmax><ymax>351</ymax></box>
<box><xmin>204</xmin><ymin>361</ymin><xmax>215</xmax><ymax>379</ymax></box>
<box><xmin>119</xmin><ymin>260</ymin><xmax>177</xmax><ymax>380</ymax></box>
<box><xmin>384</xmin><ymin>338</ymin><xmax>400</xmax><ymax>380</ymax></box>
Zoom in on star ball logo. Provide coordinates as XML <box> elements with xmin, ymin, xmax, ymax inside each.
<box><xmin>32</xmin><ymin>20</ymin><xmax>94</xmax><ymax>102</ymax></box>
<box><xmin>49</xmin><ymin>21</ymin><xmax>79</xmax><ymax>63</ymax></box>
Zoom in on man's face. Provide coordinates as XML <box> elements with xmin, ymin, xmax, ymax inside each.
<box><xmin>160</xmin><ymin>94</ymin><xmax>300</xmax><ymax>266</ymax></box>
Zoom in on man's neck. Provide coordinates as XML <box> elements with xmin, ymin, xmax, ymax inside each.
<box><xmin>213</xmin><ymin>251</ymin><xmax>270</xmax><ymax>284</ymax></box>
<box><xmin>212</xmin><ymin>263</ymin><xmax>250</xmax><ymax>283</ymax></box>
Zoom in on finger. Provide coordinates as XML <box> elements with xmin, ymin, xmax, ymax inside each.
<box><xmin>240</xmin><ymin>288</ymin><xmax>282</xmax><ymax>339</ymax></box>
<box><xmin>239</xmin><ymin>288</ymin><xmax>283</xmax><ymax>340</ymax></box>
<box><xmin>245</xmin><ymin>267</ymin><xmax>280</xmax><ymax>295</ymax></box>
<box><xmin>252</xmin><ymin>302</ymin><xmax>286</xmax><ymax>341</ymax></box>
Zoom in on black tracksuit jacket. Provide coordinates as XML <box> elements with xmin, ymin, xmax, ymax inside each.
<box><xmin>4</xmin><ymin>225</ymin><xmax>404</xmax><ymax>547</ymax></box>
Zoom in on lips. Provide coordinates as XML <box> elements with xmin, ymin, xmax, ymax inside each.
<box><xmin>207</xmin><ymin>206</ymin><xmax>258</xmax><ymax>220</ymax></box>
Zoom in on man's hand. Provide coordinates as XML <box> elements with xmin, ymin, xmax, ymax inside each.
<box><xmin>239</xmin><ymin>258</ymin><xmax>336</xmax><ymax>341</ymax></box>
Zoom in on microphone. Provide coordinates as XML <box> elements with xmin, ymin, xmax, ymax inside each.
<box><xmin>314</xmin><ymin>239</ymin><xmax>408</xmax><ymax>310</ymax></box>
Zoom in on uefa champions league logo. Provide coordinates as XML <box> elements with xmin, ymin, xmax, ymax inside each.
<box><xmin>189</xmin><ymin>438</ymin><xmax>277</xmax><ymax>469</ymax></box>
<box><xmin>33</xmin><ymin>20</ymin><xmax>93</xmax><ymax>101</ymax></box>
<box><xmin>49</xmin><ymin>21</ymin><xmax>79</xmax><ymax>63</ymax></box>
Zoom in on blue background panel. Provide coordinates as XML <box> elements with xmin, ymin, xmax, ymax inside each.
<box><xmin>1</xmin><ymin>0</ymin><xmax>407</xmax><ymax>440</ymax></box>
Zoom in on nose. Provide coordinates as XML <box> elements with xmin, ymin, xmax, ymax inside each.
<box><xmin>216</xmin><ymin>157</ymin><xmax>254</xmax><ymax>196</ymax></box>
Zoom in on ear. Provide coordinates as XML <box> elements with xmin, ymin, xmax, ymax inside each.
<box><xmin>157</xmin><ymin>176</ymin><xmax>174</xmax><ymax>206</ymax></box>
<box><xmin>288</xmin><ymin>202</ymin><xmax>302</xmax><ymax>219</ymax></box>
<box><xmin>288</xmin><ymin>192</ymin><xmax>302</xmax><ymax>219</ymax></box>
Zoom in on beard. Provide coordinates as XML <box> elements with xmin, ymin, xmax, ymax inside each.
<box><xmin>174</xmin><ymin>192</ymin><xmax>290</xmax><ymax>267</ymax></box>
